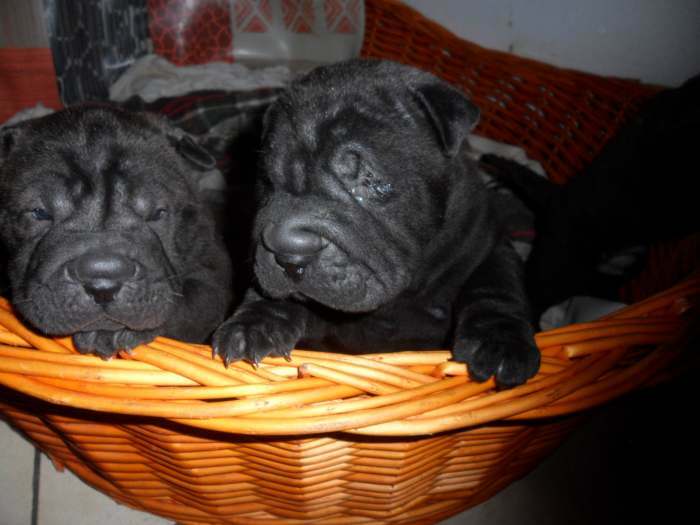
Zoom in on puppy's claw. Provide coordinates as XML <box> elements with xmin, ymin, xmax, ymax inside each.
<box><xmin>212</xmin><ymin>307</ymin><xmax>303</xmax><ymax>370</ymax></box>
<box><xmin>452</xmin><ymin>317</ymin><xmax>540</xmax><ymax>388</ymax></box>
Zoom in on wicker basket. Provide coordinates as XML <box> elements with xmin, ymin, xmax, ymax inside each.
<box><xmin>1</xmin><ymin>1</ymin><xmax>699</xmax><ymax>523</ymax></box>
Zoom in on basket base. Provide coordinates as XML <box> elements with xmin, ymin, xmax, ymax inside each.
<box><xmin>1</xmin><ymin>389</ymin><xmax>582</xmax><ymax>524</ymax></box>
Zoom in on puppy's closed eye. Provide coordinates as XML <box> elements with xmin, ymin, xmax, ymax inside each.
<box><xmin>332</xmin><ymin>149</ymin><xmax>361</xmax><ymax>179</ymax></box>
<box><xmin>147</xmin><ymin>208</ymin><xmax>168</xmax><ymax>222</ymax></box>
<box><xmin>351</xmin><ymin>174</ymin><xmax>393</xmax><ymax>204</ymax></box>
<box><xmin>30</xmin><ymin>207</ymin><xmax>53</xmax><ymax>221</ymax></box>
<box><xmin>329</xmin><ymin>147</ymin><xmax>393</xmax><ymax>203</ymax></box>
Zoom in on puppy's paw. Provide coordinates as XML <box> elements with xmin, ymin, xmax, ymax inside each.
<box><xmin>73</xmin><ymin>329</ymin><xmax>158</xmax><ymax>359</ymax></box>
<box><xmin>212</xmin><ymin>303</ymin><xmax>304</xmax><ymax>366</ymax></box>
<box><xmin>452</xmin><ymin>316</ymin><xmax>540</xmax><ymax>388</ymax></box>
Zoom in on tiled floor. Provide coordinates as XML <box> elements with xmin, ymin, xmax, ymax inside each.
<box><xmin>0</xmin><ymin>421</ymin><xmax>168</xmax><ymax>524</ymax></box>
<box><xmin>1</xmin><ymin>374</ymin><xmax>693</xmax><ymax>525</ymax></box>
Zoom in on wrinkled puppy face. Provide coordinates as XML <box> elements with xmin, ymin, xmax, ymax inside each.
<box><xmin>0</xmin><ymin>106</ymin><xmax>210</xmax><ymax>336</ymax></box>
<box><xmin>253</xmin><ymin>59</ymin><xmax>479</xmax><ymax>312</ymax></box>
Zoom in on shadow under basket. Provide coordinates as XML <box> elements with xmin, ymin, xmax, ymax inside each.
<box><xmin>1</xmin><ymin>1</ymin><xmax>699</xmax><ymax>523</ymax></box>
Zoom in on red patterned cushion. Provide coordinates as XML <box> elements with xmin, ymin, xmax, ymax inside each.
<box><xmin>282</xmin><ymin>0</ymin><xmax>315</xmax><ymax>33</ymax></box>
<box><xmin>324</xmin><ymin>0</ymin><xmax>362</xmax><ymax>33</ymax></box>
<box><xmin>148</xmin><ymin>0</ymin><xmax>233</xmax><ymax>65</ymax></box>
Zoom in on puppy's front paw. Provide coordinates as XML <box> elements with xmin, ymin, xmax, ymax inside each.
<box><xmin>452</xmin><ymin>316</ymin><xmax>540</xmax><ymax>388</ymax></box>
<box><xmin>212</xmin><ymin>303</ymin><xmax>304</xmax><ymax>366</ymax></box>
<box><xmin>73</xmin><ymin>329</ymin><xmax>158</xmax><ymax>359</ymax></box>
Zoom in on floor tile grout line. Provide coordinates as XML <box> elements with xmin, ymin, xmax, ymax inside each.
<box><xmin>31</xmin><ymin>448</ymin><xmax>41</xmax><ymax>525</ymax></box>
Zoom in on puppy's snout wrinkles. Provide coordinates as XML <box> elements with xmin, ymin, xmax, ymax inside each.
<box><xmin>73</xmin><ymin>252</ymin><xmax>136</xmax><ymax>304</ymax></box>
<box><xmin>263</xmin><ymin>222</ymin><xmax>327</xmax><ymax>282</ymax></box>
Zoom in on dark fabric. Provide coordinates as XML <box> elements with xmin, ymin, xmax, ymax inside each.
<box><xmin>121</xmin><ymin>88</ymin><xmax>282</xmax><ymax>181</ymax></box>
<box><xmin>43</xmin><ymin>0</ymin><xmax>150</xmax><ymax>105</ymax></box>
<box><xmin>481</xmin><ymin>73</ymin><xmax>700</xmax><ymax>314</ymax></box>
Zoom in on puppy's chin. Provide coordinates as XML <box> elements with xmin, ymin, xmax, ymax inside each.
<box><xmin>254</xmin><ymin>245</ymin><xmax>404</xmax><ymax>313</ymax></box>
<box><xmin>13</xmin><ymin>282</ymin><xmax>178</xmax><ymax>337</ymax></box>
<box><xmin>301</xmin><ymin>271</ymin><xmax>389</xmax><ymax>313</ymax></box>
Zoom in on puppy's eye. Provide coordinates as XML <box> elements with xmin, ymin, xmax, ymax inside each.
<box><xmin>349</xmin><ymin>164</ymin><xmax>394</xmax><ymax>205</ymax></box>
<box><xmin>333</xmin><ymin>149</ymin><xmax>360</xmax><ymax>178</ymax></box>
<box><xmin>30</xmin><ymin>208</ymin><xmax>52</xmax><ymax>221</ymax></box>
<box><xmin>148</xmin><ymin>208</ymin><xmax>168</xmax><ymax>222</ymax></box>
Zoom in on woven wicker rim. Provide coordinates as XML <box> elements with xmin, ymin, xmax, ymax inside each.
<box><xmin>0</xmin><ymin>271</ymin><xmax>696</xmax><ymax>436</ymax></box>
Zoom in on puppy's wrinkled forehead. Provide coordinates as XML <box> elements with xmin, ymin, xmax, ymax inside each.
<box><xmin>268</xmin><ymin>60</ymin><xmax>432</xmax><ymax>150</ymax></box>
<box><xmin>269</xmin><ymin>105</ymin><xmax>380</xmax><ymax>157</ymax></box>
<box><xmin>53</xmin><ymin>122</ymin><xmax>131</xmax><ymax>190</ymax></box>
<box><xmin>14</xmin><ymin>107</ymin><xmax>181</xmax><ymax>195</ymax></box>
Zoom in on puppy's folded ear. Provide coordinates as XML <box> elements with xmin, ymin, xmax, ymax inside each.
<box><xmin>0</xmin><ymin>123</ymin><xmax>27</xmax><ymax>164</ymax></box>
<box><xmin>412</xmin><ymin>83</ymin><xmax>480</xmax><ymax>157</ymax></box>
<box><xmin>141</xmin><ymin>111</ymin><xmax>217</xmax><ymax>171</ymax></box>
<box><xmin>175</xmin><ymin>135</ymin><xmax>217</xmax><ymax>171</ymax></box>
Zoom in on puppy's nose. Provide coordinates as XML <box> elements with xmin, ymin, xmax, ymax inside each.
<box><xmin>83</xmin><ymin>282</ymin><xmax>122</xmax><ymax>305</ymax></box>
<box><xmin>274</xmin><ymin>254</ymin><xmax>312</xmax><ymax>283</ymax></box>
<box><xmin>262</xmin><ymin>222</ymin><xmax>326</xmax><ymax>281</ymax></box>
<box><xmin>73</xmin><ymin>252</ymin><xmax>136</xmax><ymax>304</ymax></box>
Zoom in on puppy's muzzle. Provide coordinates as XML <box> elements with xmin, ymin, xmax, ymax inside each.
<box><xmin>69</xmin><ymin>251</ymin><xmax>138</xmax><ymax>304</ymax></box>
<box><xmin>262</xmin><ymin>221</ymin><xmax>328</xmax><ymax>282</ymax></box>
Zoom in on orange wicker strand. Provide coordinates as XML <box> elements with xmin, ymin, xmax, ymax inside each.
<box><xmin>244</xmin><ymin>376</ymin><xmax>472</xmax><ymax>420</ymax></box>
<box><xmin>602</xmin><ymin>278</ymin><xmax>700</xmax><ymax>319</ymax></box>
<box><xmin>0</xmin><ymin>328</ymin><xmax>34</xmax><ymax>347</ymax></box>
<box><xmin>561</xmin><ymin>332</ymin><xmax>676</xmax><ymax>358</ymax></box>
<box><xmin>350</xmin><ymin>353</ymin><xmax>619</xmax><ymax>436</ymax></box>
<box><xmin>278</xmin><ymin>349</ymin><xmax>439</xmax><ymax>384</ymax></box>
<box><xmin>1</xmin><ymin>1</ymin><xmax>698</xmax><ymax>523</ymax></box>
<box><xmin>0</xmin><ymin>371</ymin><xmax>363</xmax><ymax>419</ymax></box>
<box><xmin>0</xmin><ymin>308</ymin><xmax>72</xmax><ymax>354</ymax></box>
<box><xmin>0</xmin><ymin>356</ymin><xmax>198</xmax><ymax>385</ymax></box>
<box><xmin>0</xmin><ymin>345</ymin><xmax>165</xmax><ymax>370</ymax></box>
<box><xmin>169</xmin><ymin>378</ymin><xmax>500</xmax><ymax>435</ymax></box>
<box><xmin>36</xmin><ymin>376</ymin><xmax>335</xmax><ymax>400</ymax></box>
<box><xmin>511</xmin><ymin>337</ymin><xmax>684</xmax><ymax>419</ymax></box>
<box><xmin>296</xmin><ymin>355</ymin><xmax>429</xmax><ymax>389</ymax></box>
<box><xmin>298</xmin><ymin>362</ymin><xmax>401</xmax><ymax>395</ymax></box>
<box><xmin>535</xmin><ymin>318</ymin><xmax>682</xmax><ymax>344</ymax></box>
<box><xmin>150</xmin><ymin>338</ymin><xmax>287</xmax><ymax>383</ymax></box>
<box><xmin>124</xmin><ymin>345</ymin><xmax>243</xmax><ymax>386</ymax></box>
<box><xmin>359</xmin><ymin>351</ymin><xmax>453</xmax><ymax>366</ymax></box>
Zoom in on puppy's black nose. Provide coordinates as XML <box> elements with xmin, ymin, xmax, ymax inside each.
<box><xmin>73</xmin><ymin>252</ymin><xmax>136</xmax><ymax>304</ymax></box>
<box><xmin>83</xmin><ymin>282</ymin><xmax>122</xmax><ymax>305</ymax></box>
<box><xmin>274</xmin><ymin>255</ymin><xmax>311</xmax><ymax>283</ymax></box>
<box><xmin>262</xmin><ymin>222</ymin><xmax>327</xmax><ymax>281</ymax></box>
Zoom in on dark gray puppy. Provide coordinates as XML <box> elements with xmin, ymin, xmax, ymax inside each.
<box><xmin>213</xmin><ymin>59</ymin><xmax>539</xmax><ymax>387</ymax></box>
<box><xmin>0</xmin><ymin>105</ymin><xmax>233</xmax><ymax>358</ymax></box>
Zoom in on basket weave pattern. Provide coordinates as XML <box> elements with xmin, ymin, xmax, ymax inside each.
<box><xmin>1</xmin><ymin>1</ymin><xmax>698</xmax><ymax>523</ymax></box>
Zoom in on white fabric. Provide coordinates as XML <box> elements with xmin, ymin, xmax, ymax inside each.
<box><xmin>1</xmin><ymin>103</ymin><xmax>54</xmax><ymax>127</ymax></box>
<box><xmin>109</xmin><ymin>55</ymin><xmax>294</xmax><ymax>102</ymax></box>
<box><xmin>539</xmin><ymin>296</ymin><xmax>627</xmax><ymax>330</ymax></box>
<box><xmin>468</xmin><ymin>134</ymin><xmax>547</xmax><ymax>176</ymax></box>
